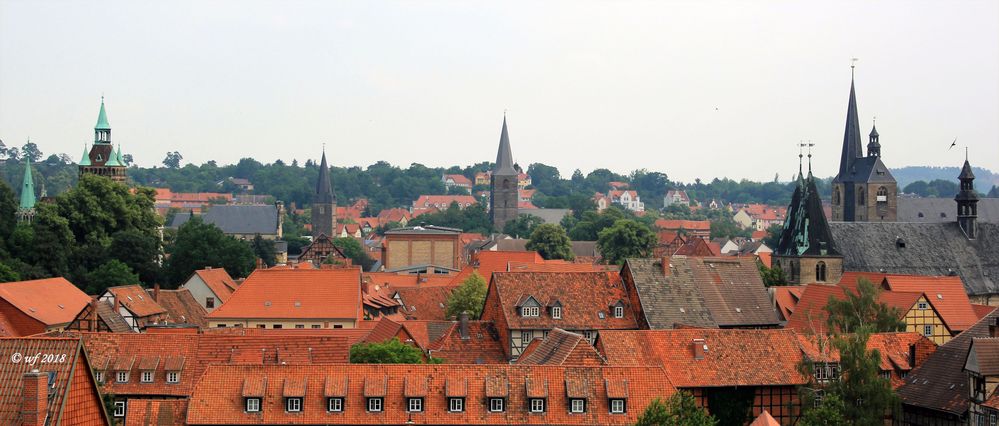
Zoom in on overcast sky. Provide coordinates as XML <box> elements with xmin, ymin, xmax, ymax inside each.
<box><xmin>1</xmin><ymin>0</ymin><xmax>996</xmax><ymax>183</ymax></box>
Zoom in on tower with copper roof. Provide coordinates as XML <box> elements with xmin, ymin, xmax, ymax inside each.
<box><xmin>79</xmin><ymin>97</ymin><xmax>127</xmax><ymax>182</ymax></box>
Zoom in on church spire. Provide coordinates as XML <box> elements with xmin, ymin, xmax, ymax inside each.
<box><xmin>94</xmin><ymin>96</ymin><xmax>111</xmax><ymax>144</ymax></box>
<box><xmin>493</xmin><ymin>115</ymin><xmax>517</xmax><ymax>176</ymax></box>
<box><xmin>315</xmin><ymin>149</ymin><xmax>335</xmax><ymax>204</ymax></box>
<box><xmin>956</xmin><ymin>155</ymin><xmax>979</xmax><ymax>239</ymax></box>
<box><xmin>19</xmin><ymin>157</ymin><xmax>36</xmax><ymax>211</ymax></box>
<box><xmin>837</xmin><ymin>66</ymin><xmax>863</xmax><ymax>178</ymax></box>
<box><xmin>867</xmin><ymin>118</ymin><xmax>881</xmax><ymax>157</ymax></box>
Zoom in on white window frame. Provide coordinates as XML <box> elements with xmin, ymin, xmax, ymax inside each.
<box><xmin>408</xmin><ymin>397</ymin><xmax>424</xmax><ymax>413</ymax></box>
<box><xmin>449</xmin><ymin>397</ymin><xmax>464</xmax><ymax>413</ymax></box>
<box><xmin>141</xmin><ymin>371</ymin><xmax>153</xmax><ymax>383</ymax></box>
<box><xmin>166</xmin><ymin>371</ymin><xmax>179</xmax><ymax>384</ymax></box>
<box><xmin>489</xmin><ymin>398</ymin><xmax>505</xmax><ymax>412</ymax></box>
<box><xmin>522</xmin><ymin>306</ymin><xmax>539</xmax><ymax>317</ymax></box>
<box><xmin>610</xmin><ymin>399</ymin><xmax>626</xmax><ymax>414</ymax></box>
<box><xmin>113</xmin><ymin>401</ymin><xmax>126</xmax><ymax>417</ymax></box>
<box><xmin>117</xmin><ymin>371</ymin><xmax>129</xmax><ymax>383</ymax></box>
<box><xmin>520</xmin><ymin>331</ymin><xmax>532</xmax><ymax>343</ymax></box>
<box><xmin>286</xmin><ymin>397</ymin><xmax>302</xmax><ymax>412</ymax></box>
<box><xmin>95</xmin><ymin>371</ymin><xmax>104</xmax><ymax>383</ymax></box>
<box><xmin>328</xmin><ymin>397</ymin><xmax>343</xmax><ymax>412</ymax></box>
<box><xmin>530</xmin><ymin>398</ymin><xmax>546</xmax><ymax>413</ymax></box>
<box><xmin>551</xmin><ymin>306</ymin><xmax>561</xmax><ymax>319</ymax></box>
<box><xmin>923</xmin><ymin>325</ymin><xmax>933</xmax><ymax>337</ymax></box>
<box><xmin>367</xmin><ymin>397</ymin><xmax>383</xmax><ymax>412</ymax></box>
<box><xmin>570</xmin><ymin>398</ymin><xmax>586</xmax><ymax>413</ymax></box>
<box><xmin>613</xmin><ymin>306</ymin><xmax>624</xmax><ymax>318</ymax></box>
<box><xmin>246</xmin><ymin>398</ymin><xmax>260</xmax><ymax>413</ymax></box>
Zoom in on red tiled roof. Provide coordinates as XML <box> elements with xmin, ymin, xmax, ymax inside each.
<box><xmin>396</xmin><ymin>286</ymin><xmax>457</xmax><ymax>321</ymax></box>
<box><xmin>598</xmin><ymin>329</ymin><xmax>808</xmax><ymax>387</ymax></box>
<box><xmin>426</xmin><ymin>321</ymin><xmax>507</xmax><ymax>364</ymax></box>
<box><xmin>0</xmin><ymin>278</ymin><xmax>91</xmax><ymax>326</ymax></box>
<box><xmin>108</xmin><ymin>285</ymin><xmax>167</xmax><ymax>318</ymax></box>
<box><xmin>785</xmin><ymin>284</ymin><xmax>921</xmax><ymax>334</ymax></box>
<box><xmin>757</xmin><ymin>252</ymin><xmax>772</xmax><ymax>268</ymax></box>
<box><xmin>186</xmin><ymin>364</ymin><xmax>676</xmax><ymax>425</ymax></box>
<box><xmin>443</xmin><ymin>174</ymin><xmax>473</xmax><ymax>186</ymax></box>
<box><xmin>516</xmin><ymin>328</ymin><xmax>605</xmax><ymax>366</ymax></box>
<box><xmin>796</xmin><ymin>332</ymin><xmax>937</xmax><ymax>388</ymax></box>
<box><xmin>490</xmin><ymin>272</ymin><xmax>638</xmax><ymax>331</ymax></box>
<box><xmin>412</xmin><ymin>195</ymin><xmax>478</xmax><ymax>209</ymax></box>
<box><xmin>771</xmin><ymin>285</ymin><xmax>805</xmax><ymax>321</ymax></box>
<box><xmin>750</xmin><ymin>410</ymin><xmax>781</xmax><ymax>426</ymax></box>
<box><xmin>449</xmin><ymin>250</ymin><xmax>545</xmax><ymax>286</ymax></box>
<box><xmin>155</xmin><ymin>289</ymin><xmax>207</xmax><ymax>327</ymax></box>
<box><xmin>654</xmin><ymin>219</ymin><xmax>711</xmax><ymax>231</ymax></box>
<box><xmin>126</xmin><ymin>398</ymin><xmax>187</xmax><ymax>426</ymax></box>
<box><xmin>191</xmin><ymin>267</ymin><xmax>238</xmax><ymax>302</ymax></box>
<box><xmin>207</xmin><ymin>268</ymin><xmax>361</xmax><ymax>320</ymax></box>
<box><xmin>881</xmin><ymin>274</ymin><xmax>978</xmax><ymax>332</ymax></box>
<box><xmin>973</xmin><ymin>304</ymin><xmax>997</xmax><ymax>320</ymax></box>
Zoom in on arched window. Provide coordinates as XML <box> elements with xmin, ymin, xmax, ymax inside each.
<box><xmin>816</xmin><ymin>261</ymin><xmax>827</xmax><ymax>282</ymax></box>
<box><xmin>832</xmin><ymin>188</ymin><xmax>841</xmax><ymax>206</ymax></box>
<box><xmin>877</xmin><ymin>186</ymin><xmax>887</xmax><ymax>197</ymax></box>
<box><xmin>858</xmin><ymin>187</ymin><xmax>865</xmax><ymax>205</ymax></box>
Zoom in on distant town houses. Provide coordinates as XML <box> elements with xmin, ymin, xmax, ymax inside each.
<box><xmin>441</xmin><ymin>173</ymin><xmax>473</xmax><ymax>191</ymax></box>
<box><xmin>594</xmin><ymin>187</ymin><xmax>645</xmax><ymax>213</ymax></box>
<box><xmin>732</xmin><ymin>203</ymin><xmax>788</xmax><ymax>231</ymax></box>
<box><xmin>663</xmin><ymin>189</ymin><xmax>692</xmax><ymax>207</ymax></box>
<box><xmin>411</xmin><ymin>195</ymin><xmax>478</xmax><ymax>215</ymax></box>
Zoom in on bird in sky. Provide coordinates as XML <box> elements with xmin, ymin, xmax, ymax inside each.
<box><xmin>949</xmin><ymin>138</ymin><xmax>957</xmax><ymax>150</ymax></box>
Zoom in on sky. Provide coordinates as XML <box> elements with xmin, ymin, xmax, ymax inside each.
<box><xmin>1</xmin><ymin>0</ymin><xmax>997</xmax><ymax>183</ymax></box>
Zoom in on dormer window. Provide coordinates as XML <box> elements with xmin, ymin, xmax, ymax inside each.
<box><xmin>522</xmin><ymin>306</ymin><xmax>539</xmax><ymax>317</ymax></box>
<box><xmin>551</xmin><ymin>306</ymin><xmax>561</xmax><ymax>319</ymax></box>
<box><xmin>610</xmin><ymin>399</ymin><xmax>626</xmax><ymax>414</ymax></box>
<box><xmin>141</xmin><ymin>371</ymin><xmax>154</xmax><ymax>383</ymax></box>
<box><xmin>167</xmin><ymin>371</ymin><xmax>179</xmax><ymax>383</ymax></box>
<box><xmin>407</xmin><ymin>397</ymin><xmax>424</xmax><ymax>412</ymax></box>
<box><xmin>328</xmin><ymin>397</ymin><xmax>344</xmax><ymax>412</ymax></box>
<box><xmin>367</xmin><ymin>397</ymin><xmax>383</xmax><ymax>412</ymax></box>
<box><xmin>286</xmin><ymin>397</ymin><xmax>302</xmax><ymax>412</ymax></box>
<box><xmin>117</xmin><ymin>371</ymin><xmax>129</xmax><ymax>383</ymax></box>
<box><xmin>570</xmin><ymin>398</ymin><xmax>586</xmax><ymax>413</ymax></box>
<box><xmin>245</xmin><ymin>397</ymin><xmax>261</xmax><ymax>412</ymax></box>
<box><xmin>613</xmin><ymin>306</ymin><xmax>624</xmax><ymax>318</ymax></box>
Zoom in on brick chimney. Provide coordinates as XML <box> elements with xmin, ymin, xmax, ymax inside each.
<box><xmin>692</xmin><ymin>338</ymin><xmax>706</xmax><ymax>360</ymax></box>
<box><xmin>459</xmin><ymin>312</ymin><xmax>470</xmax><ymax>340</ymax></box>
<box><xmin>21</xmin><ymin>370</ymin><xmax>47</xmax><ymax>426</ymax></box>
<box><xmin>152</xmin><ymin>282</ymin><xmax>160</xmax><ymax>302</ymax></box>
<box><xmin>661</xmin><ymin>258</ymin><xmax>672</xmax><ymax>277</ymax></box>
<box><xmin>89</xmin><ymin>298</ymin><xmax>98</xmax><ymax>332</ymax></box>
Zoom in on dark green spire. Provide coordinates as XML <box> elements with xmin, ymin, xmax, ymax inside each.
<box><xmin>19</xmin><ymin>157</ymin><xmax>36</xmax><ymax>210</ymax></box>
<box><xmin>95</xmin><ymin>96</ymin><xmax>111</xmax><ymax>130</ymax></box>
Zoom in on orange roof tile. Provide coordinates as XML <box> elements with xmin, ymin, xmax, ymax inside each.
<box><xmin>516</xmin><ymin>328</ymin><xmax>605</xmax><ymax>366</ymax></box>
<box><xmin>0</xmin><ymin>278</ymin><xmax>91</xmax><ymax>326</ymax></box>
<box><xmin>973</xmin><ymin>304</ymin><xmax>997</xmax><ymax>320</ymax></box>
<box><xmin>750</xmin><ymin>410</ymin><xmax>781</xmax><ymax>426</ymax></box>
<box><xmin>654</xmin><ymin>219</ymin><xmax>711</xmax><ymax>231</ymax></box>
<box><xmin>426</xmin><ymin>321</ymin><xmax>507</xmax><ymax>364</ymax></box>
<box><xmin>155</xmin><ymin>288</ymin><xmax>207</xmax><ymax>327</ymax></box>
<box><xmin>785</xmin><ymin>284</ymin><xmax>921</xmax><ymax>334</ymax></box>
<box><xmin>107</xmin><ymin>285</ymin><xmax>167</xmax><ymax>318</ymax></box>
<box><xmin>489</xmin><ymin>272</ymin><xmax>638</xmax><ymax>331</ymax></box>
<box><xmin>881</xmin><ymin>274</ymin><xmax>978</xmax><ymax>332</ymax></box>
<box><xmin>771</xmin><ymin>285</ymin><xmax>805</xmax><ymax>321</ymax></box>
<box><xmin>191</xmin><ymin>267</ymin><xmax>238</xmax><ymax>302</ymax></box>
<box><xmin>451</xmin><ymin>250</ymin><xmax>545</xmax><ymax>286</ymax></box>
<box><xmin>206</xmin><ymin>268</ymin><xmax>361</xmax><ymax>320</ymax></box>
<box><xmin>126</xmin><ymin>399</ymin><xmax>187</xmax><ymax>426</ymax></box>
<box><xmin>598</xmin><ymin>329</ymin><xmax>808</xmax><ymax>387</ymax></box>
<box><xmin>396</xmin><ymin>286</ymin><xmax>457</xmax><ymax>321</ymax></box>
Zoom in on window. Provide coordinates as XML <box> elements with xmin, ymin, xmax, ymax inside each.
<box><xmin>295</xmin><ymin>324</ymin><xmax>305</xmax><ymax>329</ymax></box>
<box><xmin>583</xmin><ymin>330</ymin><xmax>595</xmax><ymax>344</ymax></box>
<box><xmin>530</xmin><ymin>398</ymin><xmax>546</xmax><ymax>413</ymax></box>
<box><xmin>449</xmin><ymin>397</ymin><xmax>464</xmax><ymax>412</ymax></box>
<box><xmin>257</xmin><ymin>324</ymin><xmax>266</xmax><ymax>329</ymax></box>
<box><xmin>489</xmin><ymin>398</ymin><xmax>505</xmax><ymax>412</ymax></box>
<box><xmin>880</xmin><ymin>370</ymin><xmax>892</xmax><ymax>380</ymax></box>
<box><xmin>141</xmin><ymin>371</ymin><xmax>153</xmax><ymax>383</ymax></box>
<box><xmin>816</xmin><ymin>261</ymin><xmax>827</xmax><ymax>282</ymax></box>
<box><xmin>858</xmin><ymin>188</ymin><xmax>865</xmax><ymax>205</ymax></box>
<box><xmin>408</xmin><ymin>397</ymin><xmax>423</xmax><ymax>412</ymax></box>
<box><xmin>328</xmin><ymin>397</ymin><xmax>343</xmax><ymax>412</ymax></box>
<box><xmin>117</xmin><ymin>371</ymin><xmax>129</xmax><ymax>383</ymax></box>
<box><xmin>113</xmin><ymin>401</ymin><xmax>126</xmax><ymax>417</ymax></box>
<box><xmin>877</xmin><ymin>186</ymin><xmax>888</xmax><ymax>203</ymax></box>
<box><xmin>367</xmin><ymin>397</ymin><xmax>383</xmax><ymax>412</ymax></box>
<box><xmin>95</xmin><ymin>371</ymin><xmax>104</xmax><ymax>383</ymax></box>
<box><xmin>273</xmin><ymin>324</ymin><xmax>283</xmax><ymax>329</ymax></box>
<box><xmin>814</xmin><ymin>364</ymin><xmax>839</xmax><ymax>384</ymax></box>
<box><xmin>246</xmin><ymin>398</ymin><xmax>261</xmax><ymax>413</ymax></box>
<box><xmin>923</xmin><ymin>325</ymin><xmax>933</xmax><ymax>337</ymax></box>
<box><xmin>216</xmin><ymin>324</ymin><xmax>226</xmax><ymax>328</ymax></box>
<box><xmin>614</xmin><ymin>306</ymin><xmax>624</xmax><ymax>318</ymax></box>
<box><xmin>917</xmin><ymin>301</ymin><xmax>928</xmax><ymax>310</ymax></box>
<box><xmin>610</xmin><ymin>399</ymin><xmax>626</xmax><ymax>414</ymax></box>
<box><xmin>522</xmin><ymin>306</ymin><xmax>539</xmax><ymax>317</ymax></box>
<box><xmin>286</xmin><ymin>398</ymin><xmax>302</xmax><ymax>412</ymax></box>
<box><xmin>311</xmin><ymin>324</ymin><xmax>322</xmax><ymax>329</ymax></box>
<box><xmin>570</xmin><ymin>398</ymin><xmax>586</xmax><ymax>413</ymax></box>
<box><xmin>551</xmin><ymin>306</ymin><xmax>561</xmax><ymax>319</ymax></box>
<box><xmin>167</xmin><ymin>372</ymin><xmax>179</xmax><ymax>383</ymax></box>
<box><xmin>520</xmin><ymin>331</ymin><xmax>532</xmax><ymax>343</ymax></box>
<box><xmin>206</xmin><ymin>297</ymin><xmax>215</xmax><ymax>309</ymax></box>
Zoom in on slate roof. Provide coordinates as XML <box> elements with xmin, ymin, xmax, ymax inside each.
<box><xmin>170</xmin><ymin>205</ymin><xmax>279</xmax><ymax>235</ymax></box>
<box><xmin>520</xmin><ymin>208</ymin><xmax>571</xmax><ymax>224</ymax></box>
<box><xmin>494</xmin><ymin>239</ymin><xmax>600</xmax><ymax>258</ymax></box>
<box><xmin>898</xmin><ymin>197</ymin><xmax>999</xmax><ymax>223</ymax></box>
<box><xmin>314</xmin><ymin>151</ymin><xmax>335</xmax><ymax>204</ymax></box>
<box><xmin>775</xmin><ymin>176</ymin><xmax>841</xmax><ymax>257</ymax></box>
<box><xmin>490</xmin><ymin>272</ymin><xmax>638</xmax><ymax>331</ymax></box>
<box><xmin>597</xmin><ymin>329</ymin><xmax>808</xmax><ymax>387</ymax></box>
<box><xmin>829</xmin><ymin>221</ymin><xmax>999</xmax><ymax>296</ymax></box>
<box><xmin>898</xmin><ymin>308</ymin><xmax>999</xmax><ymax>416</ymax></box>
<box><xmin>624</xmin><ymin>257</ymin><xmax>779</xmax><ymax>329</ymax></box>
<box><xmin>492</xmin><ymin>116</ymin><xmax>517</xmax><ymax>176</ymax></box>
<box><xmin>185</xmin><ymin>364</ymin><xmax>675</xmax><ymax>425</ymax></box>
<box><xmin>0</xmin><ymin>278</ymin><xmax>91</xmax><ymax>327</ymax></box>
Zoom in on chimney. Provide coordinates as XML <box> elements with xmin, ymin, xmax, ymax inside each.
<box><xmin>692</xmin><ymin>338</ymin><xmax>706</xmax><ymax>360</ymax></box>
<box><xmin>360</xmin><ymin>278</ymin><xmax>369</xmax><ymax>295</ymax></box>
<box><xmin>276</xmin><ymin>201</ymin><xmax>285</xmax><ymax>239</ymax></box>
<box><xmin>152</xmin><ymin>282</ymin><xmax>160</xmax><ymax>302</ymax></box>
<box><xmin>255</xmin><ymin>257</ymin><xmax>265</xmax><ymax>270</ymax></box>
<box><xmin>113</xmin><ymin>296</ymin><xmax>120</xmax><ymax>313</ymax></box>
<box><xmin>990</xmin><ymin>317</ymin><xmax>999</xmax><ymax>338</ymax></box>
<box><xmin>908</xmin><ymin>344</ymin><xmax>916</xmax><ymax>369</ymax></box>
<box><xmin>89</xmin><ymin>298</ymin><xmax>98</xmax><ymax>332</ymax></box>
<box><xmin>459</xmin><ymin>312</ymin><xmax>470</xmax><ymax>340</ymax></box>
<box><xmin>661</xmin><ymin>258</ymin><xmax>671</xmax><ymax>277</ymax></box>
<box><xmin>21</xmin><ymin>370</ymin><xmax>46</xmax><ymax>426</ymax></box>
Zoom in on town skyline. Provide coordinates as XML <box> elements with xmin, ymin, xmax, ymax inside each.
<box><xmin>1</xmin><ymin>1</ymin><xmax>997</xmax><ymax>182</ymax></box>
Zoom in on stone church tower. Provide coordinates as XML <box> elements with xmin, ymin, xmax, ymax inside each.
<box><xmin>774</xmin><ymin>155</ymin><xmax>843</xmax><ymax>285</ymax></box>
<box><xmin>79</xmin><ymin>97</ymin><xmax>127</xmax><ymax>183</ymax></box>
<box><xmin>830</xmin><ymin>68</ymin><xmax>897</xmax><ymax>222</ymax></box>
<box><xmin>311</xmin><ymin>150</ymin><xmax>337</xmax><ymax>239</ymax></box>
<box><xmin>490</xmin><ymin>116</ymin><xmax>519</xmax><ymax>232</ymax></box>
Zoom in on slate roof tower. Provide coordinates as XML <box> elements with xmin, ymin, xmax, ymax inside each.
<box><xmin>956</xmin><ymin>156</ymin><xmax>979</xmax><ymax>239</ymax></box>
<box><xmin>830</xmin><ymin>67</ymin><xmax>897</xmax><ymax>222</ymax></box>
<box><xmin>490</xmin><ymin>116</ymin><xmax>519</xmax><ymax>232</ymax></box>
<box><xmin>79</xmin><ymin>97</ymin><xmax>127</xmax><ymax>183</ymax></box>
<box><xmin>311</xmin><ymin>149</ymin><xmax>337</xmax><ymax>239</ymax></box>
<box><xmin>774</xmin><ymin>151</ymin><xmax>843</xmax><ymax>284</ymax></box>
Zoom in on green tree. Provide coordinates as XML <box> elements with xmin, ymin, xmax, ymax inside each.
<box><xmin>162</xmin><ymin>151</ymin><xmax>183</xmax><ymax>169</ymax></box>
<box><xmin>757</xmin><ymin>260</ymin><xmax>788</xmax><ymax>287</ymax></box>
<box><xmin>0</xmin><ymin>178</ymin><xmax>17</xmax><ymax>250</ymax></box>
<box><xmin>109</xmin><ymin>229</ymin><xmax>161</xmax><ymax>285</ymax></box>
<box><xmin>635</xmin><ymin>391</ymin><xmax>717</xmax><ymax>426</ymax></box>
<box><xmin>799</xmin><ymin>391</ymin><xmax>849</xmax><ymax>426</ymax></box>
<box><xmin>250</xmin><ymin>234</ymin><xmax>277</xmax><ymax>267</ymax></box>
<box><xmin>0</xmin><ymin>261</ymin><xmax>20</xmax><ymax>283</ymax></box>
<box><xmin>825</xmin><ymin>278</ymin><xmax>905</xmax><ymax>333</ymax></box>
<box><xmin>526</xmin><ymin>223</ymin><xmax>575</xmax><ymax>261</ymax></box>
<box><xmin>709</xmin><ymin>216</ymin><xmax>751</xmax><ymax>239</ymax></box>
<box><xmin>349</xmin><ymin>337</ymin><xmax>425</xmax><ymax>364</ymax></box>
<box><xmin>164</xmin><ymin>218</ymin><xmax>255</xmax><ymax>286</ymax></box>
<box><xmin>85</xmin><ymin>259</ymin><xmax>139</xmax><ymax>295</ymax></box>
<box><xmin>445</xmin><ymin>271</ymin><xmax>487</xmax><ymax>319</ymax></box>
<box><xmin>503</xmin><ymin>214</ymin><xmax>544</xmax><ymax>238</ymax></box>
<box><xmin>597</xmin><ymin>219</ymin><xmax>656</xmax><ymax>265</ymax></box>
<box><xmin>762</xmin><ymin>223</ymin><xmax>782</xmax><ymax>248</ymax></box>
<box><xmin>331</xmin><ymin>237</ymin><xmax>375</xmax><ymax>271</ymax></box>
<box><xmin>20</xmin><ymin>140</ymin><xmax>43</xmax><ymax>162</ymax></box>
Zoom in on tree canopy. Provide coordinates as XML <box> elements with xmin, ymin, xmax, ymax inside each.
<box><xmin>349</xmin><ymin>337</ymin><xmax>427</xmax><ymax>364</ymax></box>
<box><xmin>596</xmin><ymin>219</ymin><xmax>657</xmax><ymax>265</ymax></box>
<box><xmin>445</xmin><ymin>271</ymin><xmax>487</xmax><ymax>320</ymax></box>
<box><xmin>163</xmin><ymin>217</ymin><xmax>255</xmax><ymax>286</ymax></box>
<box><xmin>825</xmin><ymin>278</ymin><xmax>906</xmax><ymax>333</ymax></box>
<box><xmin>526</xmin><ymin>223</ymin><xmax>574</xmax><ymax>261</ymax></box>
<box><xmin>635</xmin><ymin>392</ymin><xmax>717</xmax><ymax>426</ymax></box>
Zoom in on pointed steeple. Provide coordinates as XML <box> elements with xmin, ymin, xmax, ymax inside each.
<box><xmin>105</xmin><ymin>145</ymin><xmax>123</xmax><ymax>167</ymax></box>
<box><xmin>956</xmin><ymin>155</ymin><xmax>979</xmax><ymax>239</ymax></box>
<box><xmin>837</xmin><ymin>68</ymin><xmax>863</xmax><ymax>178</ymax></box>
<box><xmin>867</xmin><ymin>119</ymin><xmax>881</xmax><ymax>157</ymax></box>
<box><xmin>777</xmin><ymin>155</ymin><xmax>840</xmax><ymax>258</ymax></box>
<box><xmin>493</xmin><ymin>116</ymin><xmax>517</xmax><ymax>176</ymax></box>
<box><xmin>79</xmin><ymin>145</ymin><xmax>92</xmax><ymax>166</ymax></box>
<box><xmin>19</xmin><ymin>157</ymin><xmax>36</xmax><ymax>211</ymax></box>
<box><xmin>315</xmin><ymin>150</ymin><xmax>335</xmax><ymax>204</ymax></box>
<box><xmin>95</xmin><ymin>97</ymin><xmax>111</xmax><ymax>130</ymax></box>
